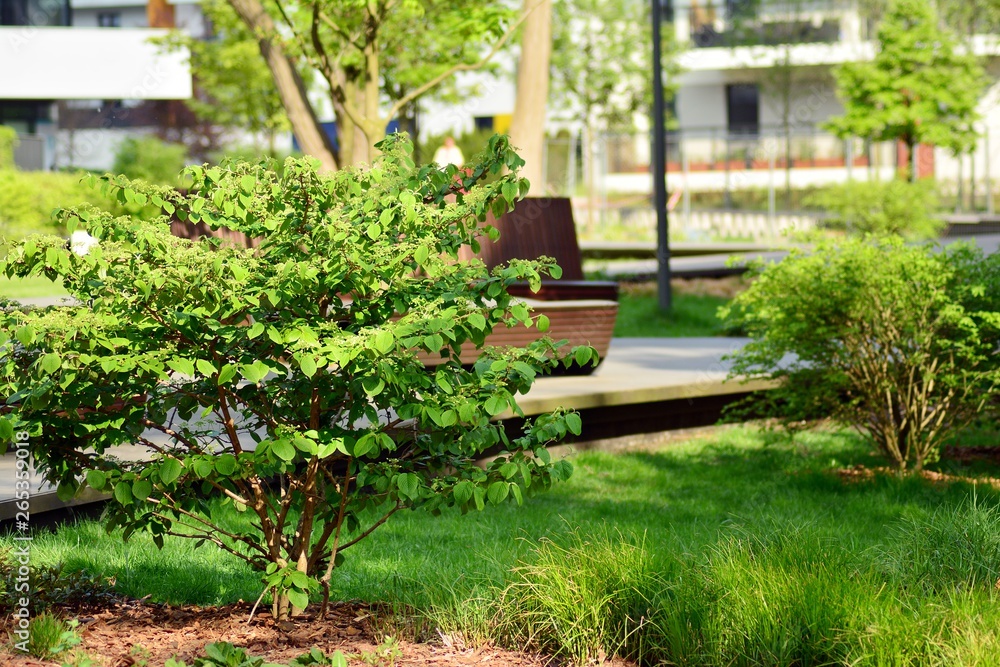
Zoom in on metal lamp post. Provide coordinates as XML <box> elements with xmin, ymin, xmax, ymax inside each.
<box><xmin>651</xmin><ymin>0</ymin><xmax>672</xmax><ymax>310</ymax></box>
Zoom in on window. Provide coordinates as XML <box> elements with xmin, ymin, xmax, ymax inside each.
<box><xmin>97</xmin><ymin>11</ymin><xmax>120</xmax><ymax>27</ymax></box>
<box><xmin>726</xmin><ymin>83</ymin><xmax>759</xmax><ymax>135</ymax></box>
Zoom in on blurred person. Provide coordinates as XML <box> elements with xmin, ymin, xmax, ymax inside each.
<box><xmin>433</xmin><ymin>136</ymin><xmax>465</xmax><ymax>167</ymax></box>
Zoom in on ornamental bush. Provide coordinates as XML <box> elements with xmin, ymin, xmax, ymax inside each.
<box><xmin>722</xmin><ymin>236</ymin><xmax>1000</xmax><ymax>470</ymax></box>
<box><xmin>0</xmin><ymin>134</ymin><xmax>592</xmax><ymax>619</ymax></box>
<box><xmin>806</xmin><ymin>179</ymin><xmax>942</xmax><ymax>240</ymax></box>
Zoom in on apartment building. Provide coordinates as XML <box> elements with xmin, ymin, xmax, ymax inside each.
<box><xmin>0</xmin><ymin>0</ymin><xmax>191</xmax><ymax>169</ymax></box>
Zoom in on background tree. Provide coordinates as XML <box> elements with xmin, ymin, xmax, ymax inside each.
<box><xmin>224</xmin><ymin>0</ymin><xmax>526</xmax><ymax>170</ymax></box>
<box><xmin>159</xmin><ymin>0</ymin><xmax>291</xmax><ymax>158</ymax></box>
<box><xmin>825</xmin><ymin>0</ymin><xmax>984</xmax><ymax>181</ymax></box>
<box><xmin>508</xmin><ymin>0</ymin><xmax>552</xmax><ymax>195</ymax></box>
<box><xmin>550</xmin><ymin>0</ymin><xmax>677</xmax><ymax>217</ymax></box>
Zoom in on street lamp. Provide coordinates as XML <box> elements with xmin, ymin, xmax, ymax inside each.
<box><xmin>651</xmin><ymin>0</ymin><xmax>672</xmax><ymax>310</ymax></box>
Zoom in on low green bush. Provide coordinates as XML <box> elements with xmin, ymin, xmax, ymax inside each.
<box><xmin>723</xmin><ymin>237</ymin><xmax>1000</xmax><ymax>470</ymax></box>
<box><xmin>0</xmin><ymin>169</ymin><xmax>110</xmax><ymax>239</ymax></box>
<box><xmin>112</xmin><ymin>135</ymin><xmax>188</xmax><ymax>186</ymax></box>
<box><xmin>806</xmin><ymin>179</ymin><xmax>943</xmax><ymax>239</ymax></box>
<box><xmin>0</xmin><ymin>126</ymin><xmax>17</xmax><ymax>169</ymax></box>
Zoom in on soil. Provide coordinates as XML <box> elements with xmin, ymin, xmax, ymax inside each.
<box><xmin>1</xmin><ymin>600</ymin><xmax>577</xmax><ymax>667</ymax></box>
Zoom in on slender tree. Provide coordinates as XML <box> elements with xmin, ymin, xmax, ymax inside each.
<box><xmin>825</xmin><ymin>0</ymin><xmax>984</xmax><ymax>181</ymax></box>
<box><xmin>550</xmin><ymin>0</ymin><xmax>677</xmax><ymax>216</ymax></box>
<box><xmin>222</xmin><ymin>0</ymin><xmax>529</xmax><ymax>169</ymax></box>
<box><xmin>508</xmin><ymin>0</ymin><xmax>552</xmax><ymax>194</ymax></box>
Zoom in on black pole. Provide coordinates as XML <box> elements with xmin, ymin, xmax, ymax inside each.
<box><xmin>651</xmin><ymin>0</ymin><xmax>671</xmax><ymax>310</ymax></box>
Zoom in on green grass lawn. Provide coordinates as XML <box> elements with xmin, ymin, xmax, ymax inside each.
<box><xmin>614</xmin><ymin>280</ymin><xmax>741</xmax><ymax>337</ymax></box>
<box><xmin>0</xmin><ymin>274</ymin><xmax>67</xmax><ymax>299</ymax></box>
<box><xmin>10</xmin><ymin>426</ymin><xmax>1000</xmax><ymax>665</ymax></box>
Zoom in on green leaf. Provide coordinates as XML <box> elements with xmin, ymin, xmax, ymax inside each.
<box><xmin>484</xmin><ymin>395</ymin><xmax>507</xmax><ymax>416</ymax></box>
<box><xmin>453</xmin><ymin>480</ymin><xmax>474</xmax><ymax>504</ymax></box>
<box><xmin>366</xmin><ymin>222</ymin><xmax>382</xmax><ymax>239</ymax></box>
<box><xmin>114</xmin><ymin>482</ymin><xmax>133</xmax><ymax>506</ymax></box>
<box><xmin>132</xmin><ymin>478</ymin><xmax>152</xmax><ymax>501</ymax></box>
<box><xmin>247</xmin><ymin>322</ymin><xmax>265</xmax><ymax>339</ymax></box>
<box><xmin>549</xmin><ymin>265</ymin><xmax>563</xmax><ymax>279</ymax></box>
<box><xmin>217</xmin><ymin>364</ymin><xmax>237</xmax><ymax>386</ymax></box>
<box><xmin>299</xmin><ymin>356</ymin><xmax>318</xmax><ymax>378</ymax></box>
<box><xmin>168</xmin><ymin>359</ymin><xmax>195</xmax><ymax>377</ymax></box>
<box><xmin>362</xmin><ymin>376</ymin><xmax>385</xmax><ymax>396</ymax></box>
<box><xmin>240</xmin><ymin>174</ymin><xmax>256</xmax><ymax>192</ymax></box>
<box><xmin>86</xmin><ymin>469</ymin><xmax>107</xmax><ymax>490</ymax></box>
<box><xmin>159</xmin><ymin>458</ymin><xmax>182</xmax><ymax>485</ymax></box>
<box><xmin>536</xmin><ymin>314</ymin><xmax>550</xmax><ymax>332</ymax></box>
<box><xmin>270</xmin><ymin>439</ymin><xmax>296</xmax><ymax>462</ymax></box>
<box><xmin>0</xmin><ymin>418</ymin><xmax>13</xmax><ymax>441</ymax></box>
<box><xmin>414</xmin><ymin>245</ymin><xmax>429</xmax><ymax>264</ymax></box>
<box><xmin>39</xmin><ymin>353</ymin><xmax>61</xmax><ymax>375</ymax></box>
<box><xmin>240</xmin><ymin>362</ymin><xmax>268</xmax><ymax>384</ymax></box>
<box><xmin>16</xmin><ymin>326</ymin><xmax>35</xmax><ymax>347</ymax></box>
<box><xmin>193</xmin><ymin>459</ymin><xmax>215</xmax><ymax>478</ymax></box>
<box><xmin>373</xmin><ymin>330</ymin><xmax>394</xmax><ymax>354</ymax></box>
<box><xmin>468</xmin><ymin>313</ymin><xmax>487</xmax><ymax>331</ymax></box>
<box><xmin>565</xmin><ymin>413</ymin><xmax>583</xmax><ymax>436</ymax></box>
<box><xmin>215</xmin><ymin>453</ymin><xmax>238</xmax><ymax>476</ymax></box>
<box><xmin>286</xmin><ymin>588</ymin><xmax>309</xmax><ymax>611</ymax></box>
<box><xmin>396</xmin><ymin>473</ymin><xmax>420</xmax><ymax>500</ymax></box>
<box><xmin>196</xmin><ymin>359</ymin><xmax>216</xmax><ymax>377</ymax></box>
<box><xmin>352</xmin><ymin>435</ymin><xmax>376</xmax><ymax>458</ymax></box>
<box><xmin>487</xmin><ymin>481</ymin><xmax>509</xmax><ymax>505</ymax></box>
<box><xmin>574</xmin><ymin>346</ymin><xmax>592</xmax><ymax>367</ymax></box>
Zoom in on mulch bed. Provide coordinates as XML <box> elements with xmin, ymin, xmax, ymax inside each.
<box><xmin>836</xmin><ymin>463</ymin><xmax>1000</xmax><ymax>489</ymax></box>
<box><xmin>2</xmin><ymin>600</ymin><xmax>562</xmax><ymax>667</ymax></box>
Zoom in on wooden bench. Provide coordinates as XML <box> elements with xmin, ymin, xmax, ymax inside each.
<box><xmin>453</xmin><ymin>197</ymin><xmax>619</xmax><ymax>371</ymax></box>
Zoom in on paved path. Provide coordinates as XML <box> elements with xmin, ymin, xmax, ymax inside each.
<box><xmin>0</xmin><ymin>337</ymin><xmax>756</xmax><ymax>520</ymax></box>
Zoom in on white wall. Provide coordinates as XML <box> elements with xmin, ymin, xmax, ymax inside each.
<box><xmin>0</xmin><ymin>28</ymin><xmax>191</xmax><ymax>100</ymax></box>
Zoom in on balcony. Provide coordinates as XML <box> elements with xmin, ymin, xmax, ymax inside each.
<box><xmin>673</xmin><ymin>0</ymin><xmax>854</xmax><ymax>48</ymax></box>
<box><xmin>0</xmin><ymin>27</ymin><xmax>191</xmax><ymax>100</ymax></box>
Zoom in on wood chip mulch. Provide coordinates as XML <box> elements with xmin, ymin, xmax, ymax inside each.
<box><xmin>1</xmin><ymin>599</ymin><xmax>564</xmax><ymax>667</ymax></box>
<box><xmin>836</xmin><ymin>464</ymin><xmax>1000</xmax><ymax>489</ymax></box>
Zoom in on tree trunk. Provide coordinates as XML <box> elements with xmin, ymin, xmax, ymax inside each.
<box><xmin>508</xmin><ymin>0</ymin><xmax>552</xmax><ymax>195</ymax></box>
<box><xmin>227</xmin><ymin>0</ymin><xmax>339</xmax><ymax>172</ymax></box>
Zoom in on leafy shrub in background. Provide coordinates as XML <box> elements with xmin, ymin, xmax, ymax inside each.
<box><xmin>806</xmin><ymin>179</ymin><xmax>943</xmax><ymax>240</ymax></box>
<box><xmin>0</xmin><ymin>169</ymin><xmax>111</xmax><ymax>239</ymax></box>
<box><xmin>0</xmin><ymin>134</ymin><xmax>590</xmax><ymax>621</ymax></box>
<box><xmin>723</xmin><ymin>237</ymin><xmax>1000</xmax><ymax>470</ymax></box>
<box><xmin>0</xmin><ymin>558</ymin><xmax>117</xmax><ymax>613</ymax></box>
<box><xmin>112</xmin><ymin>135</ymin><xmax>189</xmax><ymax>186</ymax></box>
<box><xmin>0</xmin><ymin>126</ymin><xmax>17</xmax><ymax>169</ymax></box>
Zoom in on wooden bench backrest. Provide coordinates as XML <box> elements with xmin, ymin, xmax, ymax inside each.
<box><xmin>469</xmin><ymin>197</ymin><xmax>585</xmax><ymax>281</ymax></box>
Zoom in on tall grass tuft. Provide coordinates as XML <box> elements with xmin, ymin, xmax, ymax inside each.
<box><xmin>493</xmin><ymin>528</ymin><xmax>662</xmax><ymax>665</ymax></box>
<box><xmin>876</xmin><ymin>494</ymin><xmax>1000</xmax><ymax>594</ymax></box>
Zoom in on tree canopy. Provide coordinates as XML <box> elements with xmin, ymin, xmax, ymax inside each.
<box><xmin>825</xmin><ymin>0</ymin><xmax>984</xmax><ymax>179</ymax></box>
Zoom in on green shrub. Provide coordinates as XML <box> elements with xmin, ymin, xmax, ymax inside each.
<box><xmin>0</xmin><ymin>559</ymin><xmax>117</xmax><ymax>613</ymax></box>
<box><xmin>112</xmin><ymin>135</ymin><xmax>188</xmax><ymax>185</ymax></box>
<box><xmin>0</xmin><ymin>126</ymin><xmax>17</xmax><ymax>169</ymax></box>
<box><xmin>806</xmin><ymin>179</ymin><xmax>943</xmax><ymax>239</ymax></box>
<box><xmin>0</xmin><ymin>169</ymin><xmax>110</xmax><ymax>239</ymax></box>
<box><xmin>16</xmin><ymin>612</ymin><xmax>81</xmax><ymax>660</ymax></box>
<box><xmin>0</xmin><ymin>134</ymin><xmax>591</xmax><ymax>621</ymax></box>
<box><xmin>723</xmin><ymin>237</ymin><xmax>1000</xmax><ymax>470</ymax></box>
